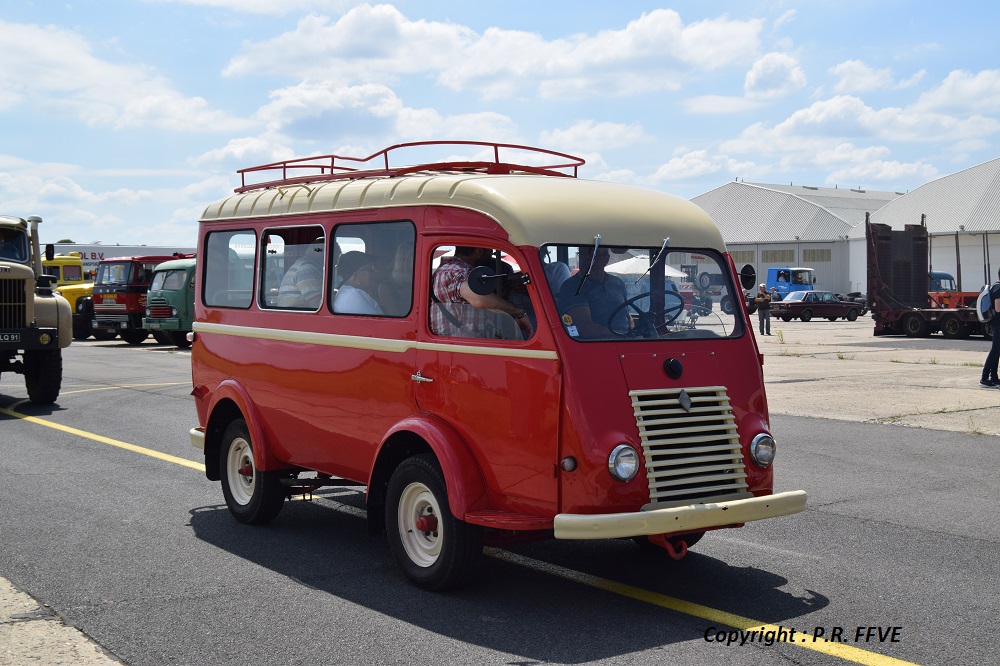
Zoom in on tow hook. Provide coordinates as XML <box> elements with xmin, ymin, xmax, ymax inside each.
<box><xmin>648</xmin><ymin>533</ymin><xmax>688</xmax><ymax>559</ymax></box>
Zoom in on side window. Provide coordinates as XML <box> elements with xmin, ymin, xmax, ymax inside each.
<box><xmin>429</xmin><ymin>245</ymin><xmax>532</xmax><ymax>340</ymax></box>
<box><xmin>332</xmin><ymin>221</ymin><xmax>414</xmax><ymax>317</ymax></box>
<box><xmin>204</xmin><ymin>230</ymin><xmax>256</xmax><ymax>308</ymax></box>
<box><xmin>261</xmin><ymin>226</ymin><xmax>326</xmax><ymax>311</ymax></box>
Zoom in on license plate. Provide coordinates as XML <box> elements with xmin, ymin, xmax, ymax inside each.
<box><xmin>147</xmin><ymin>322</ymin><xmax>161</xmax><ymax>329</ymax></box>
<box><xmin>0</xmin><ymin>333</ymin><xmax>20</xmax><ymax>342</ymax></box>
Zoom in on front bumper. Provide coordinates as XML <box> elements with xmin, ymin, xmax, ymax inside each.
<box><xmin>0</xmin><ymin>328</ymin><xmax>62</xmax><ymax>351</ymax></box>
<box><xmin>143</xmin><ymin>317</ymin><xmax>180</xmax><ymax>331</ymax></box>
<box><xmin>553</xmin><ymin>490</ymin><xmax>807</xmax><ymax>539</ymax></box>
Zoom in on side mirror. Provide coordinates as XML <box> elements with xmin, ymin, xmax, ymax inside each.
<box><xmin>45</xmin><ymin>243</ymin><xmax>55</xmax><ymax>262</ymax></box>
<box><xmin>466</xmin><ymin>265</ymin><xmax>530</xmax><ymax>296</ymax></box>
<box><xmin>739</xmin><ymin>264</ymin><xmax>757</xmax><ymax>290</ymax></box>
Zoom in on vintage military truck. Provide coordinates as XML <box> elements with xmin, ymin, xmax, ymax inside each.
<box><xmin>0</xmin><ymin>215</ymin><xmax>72</xmax><ymax>403</ymax></box>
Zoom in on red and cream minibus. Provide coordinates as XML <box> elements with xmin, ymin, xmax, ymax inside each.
<box><xmin>189</xmin><ymin>141</ymin><xmax>806</xmax><ymax>590</ymax></box>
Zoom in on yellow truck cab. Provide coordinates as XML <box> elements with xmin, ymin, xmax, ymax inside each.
<box><xmin>43</xmin><ymin>251</ymin><xmax>95</xmax><ymax>339</ymax></box>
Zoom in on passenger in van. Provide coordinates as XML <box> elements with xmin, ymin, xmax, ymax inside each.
<box><xmin>276</xmin><ymin>238</ymin><xmax>324</xmax><ymax>308</ymax></box>
<box><xmin>333</xmin><ymin>251</ymin><xmax>384</xmax><ymax>315</ymax></box>
<box><xmin>377</xmin><ymin>243</ymin><xmax>414</xmax><ymax>316</ymax></box>
<box><xmin>557</xmin><ymin>246</ymin><xmax>629</xmax><ymax>337</ymax></box>
<box><xmin>430</xmin><ymin>246</ymin><xmax>533</xmax><ymax>339</ymax></box>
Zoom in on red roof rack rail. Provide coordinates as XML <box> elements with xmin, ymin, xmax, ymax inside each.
<box><xmin>234</xmin><ymin>140</ymin><xmax>585</xmax><ymax>193</ymax></box>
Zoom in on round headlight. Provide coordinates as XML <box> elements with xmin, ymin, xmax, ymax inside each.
<box><xmin>145</xmin><ymin>307</ymin><xmax>151</xmax><ymax>317</ymax></box>
<box><xmin>170</xmin><ymin>307</ymin><xmax>177</xmax><ymax>317</ymax></box>
<box><xmin>750</xmin><ymin>434</ymin><xmax>776</xmax><ymax>467</ymax></box>
<box><xmin>608</xmin><ymin>444</ymin><xmax>639</xmax><ymax>482</ymax></box>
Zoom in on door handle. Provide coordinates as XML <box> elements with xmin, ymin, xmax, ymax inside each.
<box><xmin>411</xmin><ymin>372</ymin><xmax>434</xmax><ymax>383</ymax></box>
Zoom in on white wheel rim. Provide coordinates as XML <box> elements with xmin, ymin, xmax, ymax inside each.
<box><xmin>226</xmin><ymin>437</ymin><xmax>255</xmax><ymax>506</ymax></box>
<box><xmin>397</xmin><ymin>481</ymin><xmax>442</xmax><ymax>568</ymax></box>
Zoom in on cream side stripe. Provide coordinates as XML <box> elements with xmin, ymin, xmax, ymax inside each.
<box><xmin>0</xmin><ymin>406</ymin><xmax>206</xmax><ymax>472</ymax></box>
<box><xmin>193</xmin><ymin>321</ymin><xmax>558</xmax><ymax>360</ymax></box>
<box><xmin>488</xmin><ymin>549</ymin><xmax>921</xmax><ymax>666</ymax></box>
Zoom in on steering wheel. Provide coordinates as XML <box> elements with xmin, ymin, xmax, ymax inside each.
<box><xmin>607</xmin><ymin>290</ymin><xmax>685</xmax><ymax>337</ymax></box>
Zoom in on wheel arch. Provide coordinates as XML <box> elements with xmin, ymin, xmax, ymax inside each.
<box><xmin>367</xmin><ymin>416</ymin><xmax>490</xmax><ymax>535</ymax></box>
<box><xmin>202</xmin><ymin>380</ymin><xmax>280</xmax><ymax>481</ymax></box>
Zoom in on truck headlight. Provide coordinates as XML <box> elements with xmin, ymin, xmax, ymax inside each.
<box><xmin>608</xmin><ymin>444</ymin><xmax>639</xmax><ymax>482</ymax></box>
<box><xmin>750</xmin><ymin>434</ymin><xmax>776</xmax><ymax>467</ymax></box>
<box><xmin>145</xmin><ymin>307</ymin><xmax>151</xmax><ymax>317</ymax></box>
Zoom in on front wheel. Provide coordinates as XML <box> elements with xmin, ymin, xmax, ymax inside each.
<box><xmin>385</xmin><ymin>454</ymin><xmax>482</xmax><ymax>591</ymax></box>
<box><xmin>120</xmin><ymin>329</ymin><xmax>148</xmax><ymax>345</ymax></box>
<box><xmin>167</xmin><ymin>331</ymin><xmax>191</xmax><ymax>348</ymax></box>
<box><xmin>846</xmin><ymin>308</ymin><xmax>859</xmax><ymax>322</ymax></box>
<box><xmin>219</xmin><ymin>419</ymin><xmax>286</xmax><ymax>524</ymax></box>
<box><xmin>799</xmin><ymin>309</ymin><xmax>813</xmax><ymax>322</ymax></box>
<box><xmin>780</xmin><ymin>314</ymin><xmax>792</xmax><ymax>322</ymax></box>
<box><xmin>23</xmin><ymin>350</ymin><xmax>62</xmax><ymax>404</ymax></box>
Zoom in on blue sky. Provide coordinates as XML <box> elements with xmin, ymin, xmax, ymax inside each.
<box><xmin>3</xmin><ymin>1</ymin><xmax>999</xmax><ymax>246</ymax></box>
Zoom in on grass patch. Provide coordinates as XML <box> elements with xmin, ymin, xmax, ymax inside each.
<box><xmin>836</xmin><ymin>351</ymin><xmax>855</xmax><ymax>360</ymax></box>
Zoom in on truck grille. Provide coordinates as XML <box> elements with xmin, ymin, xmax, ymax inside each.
<box><xmin>630</xmin><ymin>386</ymin><xmax>750</xmax><ymax>508</ymax></box>
<box><xmin>0</xmin><ymin>277</ymin><xmax>28</xmax><ymax>329</ymax></box>
<box><xmin>147</xmin><ymin>306</ymin><xmax>173</xmax><ymax>318</ymax></box>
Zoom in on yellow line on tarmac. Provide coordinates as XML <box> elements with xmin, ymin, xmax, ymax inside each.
<box><xmin>0</xmin><ymin>404</ymin><xmax>921</xmax><ymax>666</ymax></box>
<box><xmin>58</xmin><ymin>382</ymin><xmax>189</xmax><ymax>395</ymax></box>
<box><xmin>0</xmin><ymin>406</ymin><xmax>205</xmax><ymax>472</ymax></box>
<box><xmin>488</xmin><ymin>549</ymin><xmax>920</xmax><ymax>666</ymax></box>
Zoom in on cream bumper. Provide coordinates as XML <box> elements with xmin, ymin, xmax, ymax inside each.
<box><xmin>553</xmin><ymin>490</ymin><xmax>807</xmax><ymax>540</ymax></box>
<box><xmin>189</xmin><ymin>427</ymin><xmax>205</xmax><ymax>451</ymax></box>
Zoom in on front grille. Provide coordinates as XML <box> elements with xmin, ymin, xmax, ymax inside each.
<box><xmin>0</xmin><ymin>277</ymin><xmax>28</xmax><ymax>329</ymax></box>
<box><xmin>147</xmin><ymin>306</ymin><xmax>173</xmax><ymax>318</ymax></box>
<box><xmin>630</xmin><ymin>386</ymin><xmax>750</xmax><ymax>508</ymax></box>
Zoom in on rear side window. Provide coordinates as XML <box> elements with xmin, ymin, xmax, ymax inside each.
<box><xmin>204</xmin><ymin>230</ymin><xmax>256</xmax><ymax>308</ymax></box>
<box><xmin>332</xmin><ymin>220</ymin><xmax>414</xmax><ymax>317</ymax></box>
<box><xmin>261</xmin><ymin>226</ymin><xmax>326</xmax><ymax>310</ymax></box>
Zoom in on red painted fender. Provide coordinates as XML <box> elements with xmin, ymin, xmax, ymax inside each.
<box><xmin>207</xmin><ymin>379</ymin><xmax>282</xmax><ymax>472</ymax></box>
<box><xmin>377</xmin><ymin>416</ymin><xmax>490</xmax><ymax>519</ymax></box>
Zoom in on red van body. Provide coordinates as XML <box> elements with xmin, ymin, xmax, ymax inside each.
<box><xmin>189</xmin><ymin>142</ymin><xmax>806</xmax><ymax>590</ymax></box>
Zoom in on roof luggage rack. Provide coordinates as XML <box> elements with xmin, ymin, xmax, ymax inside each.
<box><xmin>235</xmin><ymin>140</ymin><xmax>585</xmax><ymax>193</ymax></box>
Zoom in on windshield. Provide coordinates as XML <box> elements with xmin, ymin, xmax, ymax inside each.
<box><xmin>96</xmin><ymin>262</ymin><xmax>134</xmax><ymax>285</ymax></box>
<box><xmin>539</xmin><ymin>244</ymin><xmax>744</xmax><ymax>341</ymax></box>
<box><xmin>0</xmin><ymin>229</ymin><xmax>29</xmax><ymax>262</ymax></box>
<box><xmin>151</xmin><ymin>269</ymin><xmax>188</xmax><ymax>291</ymax></box>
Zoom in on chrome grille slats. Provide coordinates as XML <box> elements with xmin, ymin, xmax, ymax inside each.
<box><xmin>630</xmin><ymin>386</ymin><xmax>750</xmax><ymax>507</ymax></box>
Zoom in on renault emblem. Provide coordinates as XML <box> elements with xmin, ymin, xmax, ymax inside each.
<box><xmin>678</xmin><ymin>389</ymin><xmax>693</xmax><ymax>413</ymax></box>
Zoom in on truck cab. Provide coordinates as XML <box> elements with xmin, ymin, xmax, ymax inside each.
<box><xmin>43</xmin><ymin>251</ymin><xmax>96</xmax><ymax>340</ymax></box>
<box><xmin>766</xmin><ymin>266</ymin><xmax>816</xmax><ymax>297</ymax></box>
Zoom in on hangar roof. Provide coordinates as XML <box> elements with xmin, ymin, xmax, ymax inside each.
<box><xmin>692</xmin><ymin>181</ymin><xmax>901</xmax><ymax>243</ymax></box>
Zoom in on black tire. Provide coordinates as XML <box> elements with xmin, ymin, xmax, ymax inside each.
<box><xmin>385</xmin><ymin>454</ymin><xmax>483</xmax><ymax>591</ymax></box>
<box><xmin>720</xmin><ymin>295</ymin><xmax>734</xmax><ymax>315</ymax></box>
<box><xmin>780</xmin><ymin>314</ymin><xmax>792</xmax><ymax>322</ymax></box>
<box><xmin>219</xmin><ymin>418</ymin><xmax>286</xmax><ymax>524</ymax></box>
<box><xmin>846</xmin><ymin>308</ymin><xmax>859</xmax><ymax>322</ymax></box>
<box><xmin>902</xmin><ymin>314</ymin><xmax>930</xmax><ymax>338</ymax></box>
<box><xmin>23</xmin><ymin>350</ymin><xmax>62</xmax><ymax>404</ymax></box>
<box><xmin>800</xmin><ymin>309</ymin><xmax>813</xmax><ymax>322</ymax></box>
<box><xmin>940</xmin><ymin>316</ymin><xmax>968</xmax><ymax>339</ymax></box>
<box><xmin>168</xmin><ymin>331</ymin><xmax>191</xmax><ymax>348</ymax></box>
<box><xmin>120</xmin><ymin>329</ymin><xmax>148</xmax><ymax>345</ymax></box>
<box><xmin>72</xmin><ymin>318</ymin><xmax>92</xmax><ymax>340</ymax></box>
<box><xmin>827</xmin><ymin>316</ymin><xmax>838</xmax><ymax>321</ymax></box>
<box><xmin>151</xmin><ymin>331</ymin><xmax>171</xmax><ymax>345</ymax></box>
<box><xmin>92</xmin><ymin>330</ymin><xmax>117</xmax><ymax>341</ymax></box>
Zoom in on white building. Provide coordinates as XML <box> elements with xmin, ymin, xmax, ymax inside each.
<box><xmin>693</xmin><ymin>157</ymin><xmax>1000</xmax><ymax>295</ymax></box>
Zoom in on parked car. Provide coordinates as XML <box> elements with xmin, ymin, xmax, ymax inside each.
<box><xmin>771</xmin><ymin>290</ymin><xmax>861</xmax><ymax>322</ymax></box>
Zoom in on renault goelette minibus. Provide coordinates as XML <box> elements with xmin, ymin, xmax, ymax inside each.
<box><xmin>189</xmin><ymin>141</ymin><xmax>806</xmax><ymax>590</ymax></box>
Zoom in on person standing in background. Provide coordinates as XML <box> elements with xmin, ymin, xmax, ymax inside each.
<box><xmin>755</xmin><ymin>283</ymin><xmax>772</xmax><ymax>335</ymax></box>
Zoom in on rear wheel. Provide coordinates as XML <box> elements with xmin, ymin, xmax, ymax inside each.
<box><xmin>940</xmin><ymin>316</ymin><xmax>969</xmax><ymax>339</ymax></box>
<box><xmin>799</xmin><ymin>309</ymin><xmax>813</xmax><ymax>322</ymax></box>
<box><xmin>385</xmin><ymin>454</ymin><xmax>482</xmax><ymax>591</ymax></box>
<box><xmin>902</xmin><ymin>313</ymin><xmax>930</xmax><ymax>337</ymax></box>
<box><xmin>219</xmin><ymin>419</ymin><xmax>286</xmax><ymax>524</ymax></box>
<box><xmin>167</xmin><ymin>331</ymin><xmax>191</xmax><ymax>348</ymax></box>
<box><xmin>23</xmin><ymin>350</ymin><xmax>62</xmax><ymax>404</ymax></box>
<box><xmin>120</xmin><ymin>329</ymin><xmax>148</xmax><ymax>345</ymax></box>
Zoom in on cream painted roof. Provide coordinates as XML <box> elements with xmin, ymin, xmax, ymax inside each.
<box><xmin>202</xmin><ymin>172</ymin><xmax>725</xmax><ymax>251</ymax></box>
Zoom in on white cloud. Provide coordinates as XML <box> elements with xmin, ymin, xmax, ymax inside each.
<box><xmin>649</xmin><ymin>149</ymin><xmax>722</xmax><ymax>182</ymax></box>
<box><xmin>145</xmin><ymin>0</ymin><xmax>353</xmax><ymax>14</ymax></box>
<box><xmin>830</xmin><ymin>60</ymin><xmax>893</xmax><ymax>93</ymax></box>
<box><xmin>540</xmin><ymin>120</ymin><xmax>645</xmax><ymax>152</ymax></box>
<box><xmin>744</xmin><ymin>52</ymin><xmax>806</xmax><ymax>100</ymax></box>
<box><xmin>683</xmin><ymin>95</ymin><xmax>763</xmax><ymax>114</ymax></box>
<box><xmin>224</xmin><ymin>6</ymin><xmax>764</xmax><ymax>99</ymax></box>
<box><xmin>912</xmin><ymin>69</ymin><xmax>1000</xmax><ymax>114</ymax></box>
<box><xmin>0</xmin><ymin>20</ymin><xmax>255</xmax><ymax>132</ymax></box>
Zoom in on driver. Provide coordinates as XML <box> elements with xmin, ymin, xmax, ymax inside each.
<box><xmin>557</xmin><ymin>246</ymin><xmax>629</xmax><ymax>337</ymax></box>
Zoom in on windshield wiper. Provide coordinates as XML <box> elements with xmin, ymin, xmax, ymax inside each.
<box><xmin>633</xmin><ymin>237</ymin><xmax>670</xmax><ymax>285</ymax></box>
<box><xmin>575</xmin><ymin>234</ymin><xmax>601</xmax><ymax>296</ymax></box>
